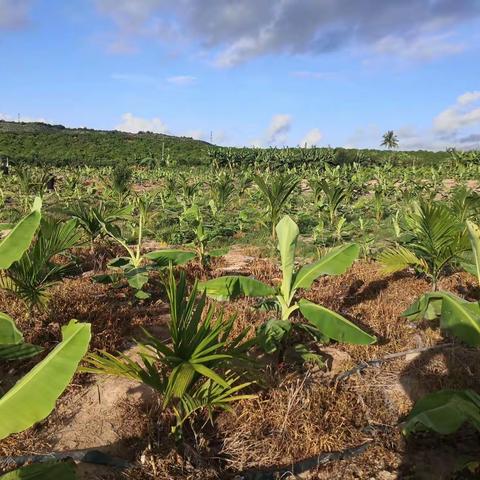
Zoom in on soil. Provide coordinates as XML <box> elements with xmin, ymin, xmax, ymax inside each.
<box><xmin>1</xmin><ymin>250</ymin><xmax>480</xmax><ymax>479</ymax></box>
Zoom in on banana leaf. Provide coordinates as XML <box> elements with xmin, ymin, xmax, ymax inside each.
<box><xmin>299</xmin><ymin>299</ymin><xmax>376</xmax><ymax>345</ymax></box>
<box><xmin>0</xmin><ymin>198</ymin><xmax>41</xmax><ymax>270</ymax></box>
<box><xmin>0</xmin><ymin>461</ymin><xmax>76</xmax><ymax>479</ymax></box>
<box><xmin>199</xmin><ymin>276</ymin><xmax>275</xmax><ymax>301</ymax></box>
<box><xmin>293</xmin><ymin>243</ymin><xmax>359</xmax><ymax>290</ymax></box>
<box><xmin>0</xmin><ymin>320</ymin><xmax>91</xmax><ymax>439</ymax></box>
<box><xmin>403</xmin><ymin>389</ymin><xmax>480</xmax><ymax>436</ymax></box>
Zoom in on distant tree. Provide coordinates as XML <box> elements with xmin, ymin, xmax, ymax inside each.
<box><xmin>381</xmin><ymin>130</ymin><xmax>399</xmax><ymax>150</ymax></box>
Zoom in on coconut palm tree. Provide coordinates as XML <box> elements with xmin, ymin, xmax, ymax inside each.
<box><xmin>381</xmin><ymin>130</ymin><xmax>399</xmax><ymax>150</ymax></box>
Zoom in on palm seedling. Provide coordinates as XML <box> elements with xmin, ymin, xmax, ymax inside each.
<box><xmin>313</xmin><ymin>180</ymin><xmax>348</xmax><ymax>227</ymax></box>
<box><xmin>84</xmin><ymin>270</ymin><xmax>255</xmax><ymax>437</ymax></box>
<box><xmin>200</xmin><ymin>215</ymin><xmax>376</xmax><ymax>364</ymax></box>
<box><xmin>254</xmin><ymin>173</ymin><xmax>299</xmax><ymax>238</ymax></box>
<box><xmin>401</xmin><ymin>221</ymin><xmax>480</xmax><ymax>452</ymax></box>
<box><xmin>209</xmin><ymin>172</ymin><xmax>235</xmax><ymax>209</ymax></box>
<box><xmin>403</xmin><ymin>219</ymin><xmax>480</xmax><ymax>343</ymax></box>
<box><xmin>2</xmin><ymin>216</ymin><xmax>81</xmax><ymax>309</ymax></box>
<box><xmin>378</xmin><ymin>201</ymin><xmax>468</xmax><ymax>290</ymax></box>
<box><xmin>65</xmin><ymin>200</ymin><xmax>131</xmax><ymax>251</ymax></box>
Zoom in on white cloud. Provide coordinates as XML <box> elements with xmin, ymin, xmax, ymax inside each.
<box><xmin>0</xmin><ymin>0</ymin><xmax>32</xmax><ymax>29</ymax></box>
<box><xmin>458</xmin><ymin>91</ymin><xmax>480</xmax><ymax>106</ymax></box>
<box><xmin>116</xmin><ymin>113</ymin><xmax>169</xmax><ymax>134</ymax></box>
<box><xmin>166</xmin><ymin>75</ymin><xmax>196</xmax><ymax>86</ymax></box>
<box><xmin>433</xmin><ymin>90</ymin><xmax>480</xmax><ymax>134</ymax></box>
<box><xmin>267</xmin><ymin>114</ymin><xmax>292</xmax><ymax>144</ymax></box>
<box><xmin>373</xmin><ymin>33</ymin><xmax>465</xmax><ymax>61</ymax></box>
<box><xmin>300</xmin><ymin>128</ymin><xmax>323</xmax><ymax>146</ymax></box>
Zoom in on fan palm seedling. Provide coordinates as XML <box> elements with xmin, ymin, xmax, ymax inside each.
<box><xmin>66</xmin><ymin>200</ymin><xmax>131</xmax><ymax>251</ymax></box>
<box><xmin>254</xmin><ymin>173</ymin><xmax>299</xmax><ymax>238</ymax></box>
<box><xmin>200</xmin><ymin>216</ymin><xmax>375</xmax><ymax>363</ymax></box>
<box><xmin>2</xmin><ymin>216</ymin><xmax>81</xmax><ymax>309</ymax></box>
<box><xmin>378</xmin><ymin>201</ymin><xmax>468</xmax><ymax>290</ymax></box>
<box><xmin>84</xmin><ymin>270</ymin><xmax>255</xmax><ymax>437</ymax></box>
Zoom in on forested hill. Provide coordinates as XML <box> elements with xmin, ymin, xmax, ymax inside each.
<box><xmin>0</xmin><ymin>120</ymin><xmax>212</xmax><ymax>167</ymax></box>
<box><xmin>0</xmin><ymin>120</ymin><xmax>461</xmax><ymax>168</ymax></box>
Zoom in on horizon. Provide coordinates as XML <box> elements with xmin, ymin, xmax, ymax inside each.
<box><xmin>1</xmin><ymin>1</ymin><xmax>479</xmax><ymax>151</ymax></box>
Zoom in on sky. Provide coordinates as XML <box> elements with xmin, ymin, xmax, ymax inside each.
<box><xmin>0</xmin><ymin>0</ymin><xmax>480</xmax><ymax>150</ymax></box>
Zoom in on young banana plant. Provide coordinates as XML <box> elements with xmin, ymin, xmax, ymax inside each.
<box><xmin>0</xmin><ymin>198</ymin><xmax>91</xmax><ymax>479</ymax></box>
<box><xmin>200</xmin><ymin>215</ymin><xmax>376</xmax><ymax>362</ymax></box>
<box><xmin>93</xmin><ymin>197</ymin><xmax>154</xmax><ymax>299</ymax></box>
<box><xmin>0</xmin><ymin>197</ymin><xmax>42</xmax><ymax>359</ymax></box>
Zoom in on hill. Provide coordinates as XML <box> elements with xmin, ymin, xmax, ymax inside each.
<box><xmin>0</xmin><ymin>120</ymin><xmax>212</xmax><ymax>167</ymax></box>
<box><xmin>0</xmin><ymin>120</ymin><xmax>458</xmax><ymax>168</ymax></box>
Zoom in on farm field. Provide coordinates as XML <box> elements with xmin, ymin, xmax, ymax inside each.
<box><xmin>1</xmin><ymin>146</ymin><xmax>480</xmax><ymax>479</ymax></box>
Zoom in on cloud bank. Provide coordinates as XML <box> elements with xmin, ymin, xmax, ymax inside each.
<box><xmin>94</xmin><ymin>0</ymin><xmax>480</xmax><ymax>66</ymax></box>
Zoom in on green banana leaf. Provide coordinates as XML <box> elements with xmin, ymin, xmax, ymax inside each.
<box><xmin>0</xmin><ymin>461</ymin><xmax>76</xmax><ymax>479</ymax></box>
<box><xmin>0</xmin><ymin>320</ymin><xmax>91</xmax><ymax>440</ymax></box>
<box><xmin>257</xmin><ymin>319</ymin><xmax>292</xmax><ymax>354</ymax></box>
<box><xmin>126</xmin><ymin>267</ymin><xmax>149</xmax><ymax>290</ymax></box>
<box><xmin>199</xmin><ymin>276</ymin><xmax>275</xmax><ymax>301</ymax></box>
<box><xmin>0</xmin><ymin>198</ymin><xmax>41</xmax><ymax>270</ymax></box>
<box><xmin>293</xmin><ymin>243</ymin><xmax>360</xmax><ymax>290</ymax></box>
<box><xmin>0</xmin><ymin>313</ymin><xmax>43</xmax><ymax>361</ymax></box>
<box><xmin>466</xmin><ymin>220</ymin><xmax>480</xmax><ymax>285</ymax></box>
<box><xmin>0</xmin><ymin>312</ymin><xmax>23</xmax><ymax>344</ymax></box>
<box><xmin>276</xmin><ymin>216</ymin><xmax>299</xmax><ymax>301</ymax></box>
<box><xmin>298</xmin><ymin>299</ymin><xmax>376</xmax><ymax>345</ymax></box>
<box><xmin>403</xmin><ymin>389</ymin><xmax>480</xmax><ymax>436</ymax></box>
<box><xmin>401</xmin><ymin>291</ymin><xmax>453</xmax><ymax>321</ymax></box>
<box><xmin>146</xmin><ymin>249</ymin><xmax>196</xmax><ymax>267</ymax></box>
<box><xmin>441</xmin><ymin>295</ymin><xmax>480</xmax><ymax>346</ymax></box>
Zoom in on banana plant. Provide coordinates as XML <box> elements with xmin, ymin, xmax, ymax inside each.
<box><xmin>0</xmin><ymin>198</ymin><xmax>42</xmax><ymax>359</ymax></box>
<box><xmin>403</xmin><ymin>389</ymin><xmax>480</xmax><ymax>437</ymax></box>
<box><xmin>0</xmin><ymin>199</ymin><xmax>90</xmax><ymax>479</ymax></box>
<box><xmin>403</xmin><ymin>220</ymin><xmax>480</xmax><ymax>346</ymax></box>
<box><xmin>0</xmin><ymin>320</ymin><xmax>90</xmax><ymax>479</ymax></box>
<box><xmin>200</xmin><ymin>216</ymin><xmax>376</xmax><ymax>362</ymax></box>
<box><xmin>93</xmin><ymin>197</ymin><xmax>154</xmax><ymax>299</ymax></box>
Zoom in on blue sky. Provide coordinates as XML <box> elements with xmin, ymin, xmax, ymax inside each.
<box><xmin>1</xmin><ymin>0</ymin><xmax>480</xmax><ymax>150</ymax></box>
